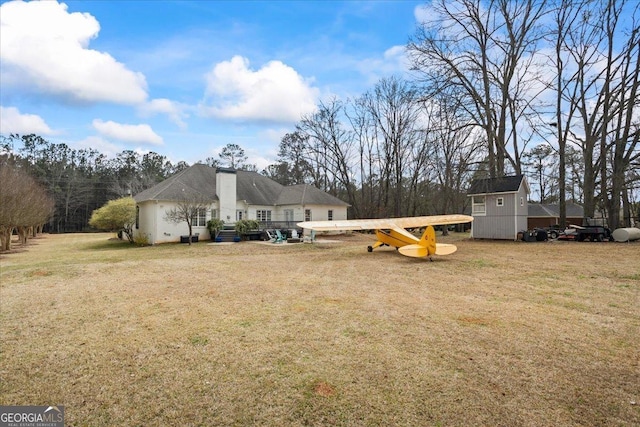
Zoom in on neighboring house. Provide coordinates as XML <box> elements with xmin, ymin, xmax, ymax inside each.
<box><xmin>527</xmin><ymin>202</ymin><xmax>585</xmax><ymax>229</ymax></box>
<box><xmin>467</xmin><ymin>175</ymin><xmax>530</xmax><ymax>240</ymax></box>
<box><xmin>133</xmin><ymin>164</ymin><xmax>349</xmax><ymax>244</ymax></box>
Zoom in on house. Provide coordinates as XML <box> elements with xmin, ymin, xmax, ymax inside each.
<box><xmin>527</xmin><ymin>202</ymin><xmax>585</xmax><ymax>229</ymax></box>
<box><xmin>467</xmin><ymin>175</ymin><xmax>530</xmax><ymax>240</ymax></box>
<box><xmin>133</xmin><ymin>164</ymin><xmax>349</xmax><ymax>244</ymax></box>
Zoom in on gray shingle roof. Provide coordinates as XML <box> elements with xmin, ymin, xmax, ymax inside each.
<box><xmin>134</xmin><ymin>164</ymin><xmax>349</xmax><ymax>207</ymax></box>
<box><xmin>134</xmin><ymin>163</ymin><xmax>217</xmax><ymax>202</ymax></box>
<box><xmin>235</xmin><ymin>170</ymin><xmax>285</xmax><ymax>205</ymax></box>
<box><xmin>468</xmin><ymin>175</ymin><xmax>526</xmax><ymax>195</ymax></box>
<box><xmin>276</xmin><ymin>184</ymin><xmax>350</xmax><ymax>206</ymax></box>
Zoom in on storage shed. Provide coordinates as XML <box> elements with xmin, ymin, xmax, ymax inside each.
<box><xmin>467</xmin><ymin>175</ymin><xmax>530</xmax><ymax>240</ymax></box>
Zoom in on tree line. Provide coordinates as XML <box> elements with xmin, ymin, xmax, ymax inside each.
<box><xmin>265</xmin><ymin>0</ymin><xmax>639</xmax><ymax>230</ymax></box>
<box><xmin>1</xmin><ymin>0</ymin><xmax>638</xmax><ymax>245</ymax></box>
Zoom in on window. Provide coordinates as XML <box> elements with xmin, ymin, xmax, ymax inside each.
<box><xmin>520</xmin><ymin>197</ymin><xmax>524</xmax><ymax>206</ymax></box>
<box><xmin>305</xmin><ymin>209</ymin><xmax>312</xmax><ymax>221</ymax></box>
<box><xmin>472</xmin><ymin>196</ymin><xmax>486</xmax><ymax>215</ymax></box>
<box><xmin>211</xmin><ymin>209</ymin><xmax>219</xmax><ymax>219</ymax></box>
<box><xmin>237</xmin><ymin>210</ymin><xmax>244</xmax><ymax>221</ymax></box>
<box><xmin>496</xmin><ymin>197</ymin><xmax>504</xmax><ymax>207</ymax></box>
<box><xmin>135</xmin><ymin>206</ymin><xmax>140</xmax><ymax>229</ymax></box>
<box><xmin>191</xmin><ymin>208</ymin><xmax>207</xmax><ymax>227</ymax></box>
<box><xmin>256</xmin><ymin>210</ymin><xmax>271</xmax><ymax>222</ymax></box>
<box><xmin>328</xmin><ymin>210</ymin><xmax>333</xmax><ymax>221</ymax></box>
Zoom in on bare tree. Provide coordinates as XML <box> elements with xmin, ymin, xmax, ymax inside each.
<box><xmin>605</xmin><ymin>1</ymin><xmax>640</xmax><ymax>228</ymax></box>
<box><xmin>164</xmin><ymin>192</ymin><xmax>214</xmax><ymax>245</ymax></box>
<box><xmin>427</xmin><ymin>93</ymin><xmax>484</xmax><ymax>217</ymax></box>
<box><xmin>408</xmin><ymin>0</ymin><xmax>548</xmax><ymax>178</ymax></box>
<box><xmin>346</xmin><ymin>95</ymin><xmax>380</xmax><ymax>217</ymax></box>
<box><xmin>298</xmin><ymin>98</ymin><xmax>358</xmax><ymax>210</ymax></box>
<box><xmin>0</xmin><ymin>162</ymin><xmax>53</xmax><ymax>251</ymax></box>
<box><xmin>358</xmin><ymin>77</ymin><xmax>423</xmax><ymax>217</ymax></box>
<box><xmin>553</xmin><ymin>0</ymin><xmax>639</xmax><ymax>227</ymax></box>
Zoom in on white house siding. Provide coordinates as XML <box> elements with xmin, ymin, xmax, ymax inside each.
<box><xmin>304</xmin><ymin>205</ymin><xmax>348</xmax><ymax>222</ymax></box>
<box><xmin>135</xmin><ymin>200</ymin><xmax>348</xmax><ymax>244</ymax></box>
<box><xmin>135</xmin><ymin>201</ymin><xmax>156</xmax><ymax>244</ymax></box>
<box><xmin>243</xmin><ymin>204</ymin><xmax>270</xmax><ymax>221</ymax></box>
<box><xmin>135</xmin><ymin>200</ymin><xmax>214</xmax><ymax>244</ymax></box>
<box><xmin>243</xmin><ymin>205</ymin><xmax>348</xmax><ymax>223</ymax></box>
<box><xmin>243</xmin><ymin>203</ymin><xmax>304</xmax><ymax>223</ymax></box>
<box><xmin>217</xmin><ymin>169</ymin><xmax>237</xmax><ymax>223</ymax></box>
<box><xmin>275</xmin><ymin>206</ymin><xmax>301</xmax><ymax>222</ymax></box>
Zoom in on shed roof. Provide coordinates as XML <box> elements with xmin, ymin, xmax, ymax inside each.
<box><xmin>468</xmin><ymin>175</ymin><xmax>528</xmax><ymax>195</ymax></box>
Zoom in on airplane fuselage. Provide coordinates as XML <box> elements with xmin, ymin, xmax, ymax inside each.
<box><xmin>374</xmin><ymin>229</ymin><xmax>418</xmax><ymax>248</ymax></box>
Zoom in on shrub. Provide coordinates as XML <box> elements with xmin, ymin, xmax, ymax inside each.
<box><xmin>234</xmin><ymin>219</ymin><xmax>260</xmax><ymax>238</ymax></box>
<box><xmin>133</xmin><ymin>233</ymin><xmax>150</xmax><ymax>246</ymax></box>
<box><xmin>206</xmin><ymin>219</ymin><xmax>225</xmax><ymax>238</ymax></box>
<box><xmin>89</xmin><ymin>197</ymin><xmax>136</xmax><ymax>243</ymax></box>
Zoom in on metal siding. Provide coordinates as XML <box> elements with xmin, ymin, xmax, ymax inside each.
<box><xmin>471</xmin><ymin>193</ymin><xmax>525</xmax><ymax>239</ymax></box>
<box><xmin>469</xmin><ymin>178</ymin><xmax>530</xmax><ymax>240</ymax></box>
<box><xmin>516</xmin><ymin>187</ymin><xmax>528</xmax><ymax>235</ymax></box>
<box><xmin>471</xmin><ymin>216</ymin><xmax>514</xmax><ymax>239</ymax></box>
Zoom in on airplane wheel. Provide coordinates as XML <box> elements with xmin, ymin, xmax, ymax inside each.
<box><xmin>367</xmin><ymin>246</ymin><xmax>373</xmax><ymax>252</ymax></box>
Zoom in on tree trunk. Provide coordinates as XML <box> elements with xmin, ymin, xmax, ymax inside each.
<box><xmin>0</xmin><ymin>226</ymin><xmax>12</xmax><ymax>252</ymax></box>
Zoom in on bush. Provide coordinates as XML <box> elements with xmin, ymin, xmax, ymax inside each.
<box><xmin>89</xmin><ymin>197</ymin><xmax>136</xmax><ymax>243</ymax></box>
<box><xmin>133</xmin><ymin>233</ymin><xmax>150</xmax><ymax>246</ymax></box>
<box><xmin>206</xmin><ymin>219</ymin><xmax>225</xmax><ymax>238</ymax></box>
<box><xmin>234</xmin><ymin>219</ymin><xmax>260</xmax><ymax>238</ymax></box>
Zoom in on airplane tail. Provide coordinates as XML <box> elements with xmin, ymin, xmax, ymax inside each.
<box><xmin>399</xmin><ymin>225</ymin><xmax>458</xmax><ymax>258</ymax></box>
<box><xmin>419</xmin><ymin>225</ymin><xmax>437</xmax><ymax>255</ymax></box>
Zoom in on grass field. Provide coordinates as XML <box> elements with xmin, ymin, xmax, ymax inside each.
<box><xmin>1</xmin><ymin>232</ymin><xmax>639</xmax><ymax>426</ymax></box>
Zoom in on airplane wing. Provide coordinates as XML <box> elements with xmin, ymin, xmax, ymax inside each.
<box><xmin>297</xmin><ymin>214</ymin><xmax>473</xmax><ymax>231</ymax></box>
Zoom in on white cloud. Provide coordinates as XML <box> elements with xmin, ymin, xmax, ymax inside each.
<box><xmin>74</xmin><ymin>135</ymin><xmax>123</xmax><ymax>158</ymax></box>
<box><xmin>139</xmin><ymin>98</ymin><xmax>188</xmax><ymax>129</ymax></box>
<box><xmin>202</xmin><ymin>55</ymin><xmax>319</xmax><ymax>123</ymax></box>
<box><xmin>92</xmin><ymin>119</ymin><xmax>163</xmax><ymax>146</ymax></box>
<box><xmin>352</xmin><ymin>45</ymin><xmax>411</xmax><ymax>87</ymax></box>
<box><xmin>414</xmin><ymin>2</ymin><xmax>440</xmax><ymax>24</ymax></box>
<box><xmin>0</xmin><ymin>106</ymin><xmax>55</xmax><ymax>135</ymax></box>
<box><xmin>0</xmin><ymin>0</ymin><xmax>147</xmax><ymax>104</ymax></box>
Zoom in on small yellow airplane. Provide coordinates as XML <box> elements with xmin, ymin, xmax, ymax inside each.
<box><xmin>297</xmin><ymin>214</ymin><xmax>473</xmax><ymax>259</ymax></box>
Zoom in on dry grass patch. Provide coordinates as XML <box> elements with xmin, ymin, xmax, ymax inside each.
<box><xmin>1</xmin><ymin>232</ymin><xmax>639</xmax><ymax>426</ymax></box>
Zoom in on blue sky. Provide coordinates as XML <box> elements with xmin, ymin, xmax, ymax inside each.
<box><xmin>0</xmin><ymin>0</ymin><xmax>423</xmax><ymax>169</ymax></box>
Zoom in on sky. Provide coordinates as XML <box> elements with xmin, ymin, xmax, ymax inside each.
<box><xmin>0</xmin><ymin>0</ymin><xmax>425</xmax><ymax>169</ymax></box>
